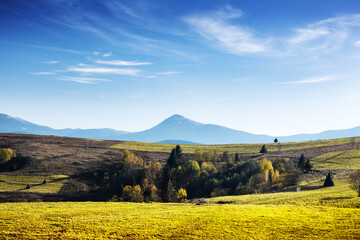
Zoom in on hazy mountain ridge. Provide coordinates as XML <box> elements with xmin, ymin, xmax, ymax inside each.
<box><xmin>0</xmin><ymin>113</ymin><xmax>359</xmax><ymax>144</ymax></box>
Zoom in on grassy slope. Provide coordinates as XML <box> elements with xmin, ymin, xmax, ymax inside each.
<box><xmin>0</xmin><ymin>179</ymin><xmax>359</xmax><ymax>239</ymax></box>
<box><xmin>311</xmin><ymin>149</ymin><xmax>360</xmax><ymax>170</ymax></box>
<box><xmin>111</xmin><ymin>137</ymin><xmax>360</xmax><ymax>154</ymax></box>
<box><xmin>0</xmin><ymin>175</ymin><xmax>68</xmax><ymax>193</ymax></box>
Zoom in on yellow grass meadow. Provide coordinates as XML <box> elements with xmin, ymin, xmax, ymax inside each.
<box><xmin>0</xmin><ymin>178</ymin><xmax>359</xmax><ymax>239</ymax></box>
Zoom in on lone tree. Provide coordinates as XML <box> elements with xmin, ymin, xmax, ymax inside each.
<box><xmin>349</xmin><ymin>170</ymin><xmax>360</xmax><ymax>197</ymax></box>
<box><xmin>323</xmin><ymin>172</ymin><xmax>334</xmax><ymax>187</ymax></box>
<box><xmin>274</xmin><ymin>138</ymin><xmax>278</xmax><ymax>143</ymax></box>
<box><xmin>298</xmin><ymin>154</ymin><xmax>306</xmax><ymax>171</ymax></box>
<box><xmin>260</xmin><ymin>145</ymin><xmax>267</xmax><ymax>154</ymax></box>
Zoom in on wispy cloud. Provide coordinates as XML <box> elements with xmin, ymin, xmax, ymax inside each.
<box><xmin>2</xmin><ymin>41</ymin><xmax>81</xmax><ymax>54</ymax></box>
<box><xmin>287</xmin><ymin>14</ymin><xmax>360</xmax><ymax>53</ymax></box>
<box><xmin>103</xmin><ymin>52</ymin><xmax>112</xmax><ymax>57</ymax></box>
<box><xmin>94</xmin><ymin>59</ymin><xmax>152</xmax><ymax>66</ymax></box>
<box><xmin>277</xmin><ymin>75</ymin><xmax>334</xmax><ymax>85</ymax></box>
<box><xmin>183</xmin><ymin>5</ymin><xmax>268</xmax><ymax>54</ymax></box>
<box><xmin>158</xmin><ymin>71</ymin><xmax>181</xmax><ymax>75</ymax></box>
<box><xmin>57</xmin><ymin>76</ymin><xmax>111</xmax><ymax>84</ymax></box>
<box><xmin>67</xmin><ymin>67</ymin><xmax>141</xmax><ymax>76</ymax></box>
<box><xmin>29</xmin><ymin>72</ymin><xmax>55</xmax><ymax>75</ymax></box>
<box><xmin>43</xmin><ymin>60</ymin><xmax>59</xmax><ymax>64</ymax></box>
<box><xmin>354</xmin><ymin>40</ymin><xmax>360</xmax><ymax>47</ymax></box>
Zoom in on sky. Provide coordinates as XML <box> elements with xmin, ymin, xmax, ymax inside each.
<box><xmin>1</xmin><ymin>0</ymin><xmax>360</xmax><ymax>136</ymax></box>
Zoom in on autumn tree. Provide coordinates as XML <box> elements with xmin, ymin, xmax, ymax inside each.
<box><xmin>0</xmin><ymin>148</ymin><xmax>16</xmax><ymax>164</ymax></box>
<box><xmin>349</xmin><ymin>170</ymin><xmax>360</xmax><ymax>197</ymax></box>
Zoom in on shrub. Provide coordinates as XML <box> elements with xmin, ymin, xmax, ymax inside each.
<box><xmin>122</xmin><ymin>185</ymin><xmax>144</xmax><ymax>202</ymax></box>
<box><xmin>0</xmin><ymin>148</ymin><xmax>16</xmax><ymax>164</ymax></box>
<box><xmin>59</xmin><ymin>179</ymin><xmax>88</xmax><ymax>194</ymax></box>
<box><xmin>176</xmin><ymin>188</ymin><xmax>187</xmax><ymax>202</ymax></box>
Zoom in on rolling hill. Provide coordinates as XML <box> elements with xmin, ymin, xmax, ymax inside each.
<box><xmin>1</xmin><ymin>113</ymin><xmax>360</xmax><ymax>144</ymax></box>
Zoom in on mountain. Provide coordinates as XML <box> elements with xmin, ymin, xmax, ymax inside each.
<box><xmin>0</xmin><ymin>113</ymin><xmax>57</xmax><ymax>135</ymax></box>
<box><xmin>1</xmin><ymin>113</ymin><xmax>360</xmax><ymax>144</ymax></box>
<box><xmin>123</xmin><ymin>114</ymin><xmax>274</xmax><ymax>144</ymax></box>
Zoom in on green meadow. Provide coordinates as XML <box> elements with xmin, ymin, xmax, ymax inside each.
<box><xmin>0</xmin><ymin>175</ymin><xmax>69</xmax><ymax>193</ymax></box>
<box><xmin>111</xmin><ymin>137</ymin><xmax>360</xmax><ymax>154</ymax></box>
<box><xmin>311</xmin><ymin>149</ymin><xmax>360</xmax><ymax>170</ymax></box>
<box><xmin>0</xmin><ymin>176</ymin><xmax>359</xmax><ymax>239</ymax></box>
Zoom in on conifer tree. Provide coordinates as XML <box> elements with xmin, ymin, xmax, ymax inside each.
<box><xmin>323</xmin><ymin>172</ymin><xmax>334</xmax><ymax>187</ymax></box>
<box><xmin>260</xmin><ymin>145</ymin><xmax>267</xmax><ymax>154</ymax></box>
<box><xmin>298</xmin><ymin>154</ymin><xmax>306</xmax><ymax>171</ymax></box>
<box><xmin>234</xmin><ymin>153</ymin><xmax>240</xmax><ymax>163</ymax></box>
<box><xmin>304</xmin><ymin>159</ymin><xmax>313</xmax><ymax>173</ymax></box>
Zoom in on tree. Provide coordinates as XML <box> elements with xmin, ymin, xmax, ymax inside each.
<box><xmin>323</xmin><ymin>172</ymin><xmax>334</xmax><ymax>187</ymax></box>
<box><xmin>234</xmin><ymin>153</ymin><xmax>240</xmax><ymax>163</ymax></box>
<box><xmin>122</xmin><ymin>185</ymin><xmax>144</xmax><ymax>202</ymax></box>
<box><xmin>349</xmin><ymin>170</ymin><xmax>360</xmax><ymax>197</ymax></box>
<box><xmin>260</xmin><ymin>145</ymin><xmax>267</xmax><ymax>154</ymax></box>
<box><xmin>0</xmin><ymin>148</ymin><xmax>16</xmax><ymax>164</ymax></box>
<box><xmin>298</xmin><ymin>154</ymin><xmax>306</xmax><ymax>171</ymax></box>
<box><xmin>274</xmin><ymin>138</ymin><xmax>278</xmax><ymax>143</ymax></box>
<box><xmin>176</xmin><ymin>188</ymin><xmax>187</xmax><ymax>202</ymax></box>
<box><xmin>304</xmin><ymin>159</ymin><xmax>313</xmax><ymax>173</ymax></box>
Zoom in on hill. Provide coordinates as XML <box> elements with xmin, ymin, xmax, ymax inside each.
<box><xmin>2</xmin><ymin>113</ymin><xmax>360</xmax><ymax>144</ymax></box>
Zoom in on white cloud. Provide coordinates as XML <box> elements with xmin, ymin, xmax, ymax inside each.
<box><xmin>288</xmin><ymin>28</ymin><xmax>330</xmax><ymax>44</ymax></box>
<box><xmin>103</xmin><ymin>52</ymin><xmax>112</xmax><ymax>57</ymax></box>
<box><xmin>67</xmin><ymin>67</ymin><xmax>141</xmax><ymax>76</ymax></box>
<box><xmin>287</xmin><ymin>14</ymin><xmax>360</xmax><ymax>52</ymax></box>
<box><xmin>43</xmin><ymin>60</ymin><xmax>59</xmax><ymax>64</ymax></box>
<box><xmin>29</xmin><ymin>72</ymin><xmax>55</xmax><ymax>75</ymax></box>
<box><xmin>184</xmin><ymin>6</ymin><xmax>268</xmax><ymax>54</ymax></box>
<box><xmin>93</xmin><ymin>51</ymin><xmax>100</xmax><ymax>55</ymax></box>
<box><xmin>57</xmin><ymin>76</ymin><xmax>111</xmax><ymax>84</ymax></box>
<box><xmin>94</xmin><ymin>59</ymin><xmax>152</xmax><ymax>66</ymax></box>
<box><xmin>277</xmin><ymin>75</ymin><xmax>334</xmax><ymax>85</ymax></box>
<box><xmin>158</xmin><ymin>71</ymin><xmax>181</xmax><ymax>75</ymax></box>
<box><xmin>354</xmin><ymin>40</ymin><xmax>360</xmax><ymax>47</ymax></box>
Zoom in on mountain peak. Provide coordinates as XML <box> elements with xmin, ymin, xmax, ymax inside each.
<box><xmin>167</xmin><ymin>114</ymin><xmax>187</xmax><ymax>120</ymax></box>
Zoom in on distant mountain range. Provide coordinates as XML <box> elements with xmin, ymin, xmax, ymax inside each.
<box><xmin>0</xmin><ymin>113</ymin><xmax>359</xmax><ymax>144</ymax></box>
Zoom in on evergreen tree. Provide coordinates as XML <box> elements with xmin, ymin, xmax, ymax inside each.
<box><xmin>166</xmin><ymin>148</ymin><xmax>177</xmax><ymax>168</ymax></box>
<box><xmin>298</xmin><ymin>154</ymin><xmax>306</xmax><ymax>171</ymax></box>
<box><xmin>260</xmin><ymin>145</ymin><xmax>267</xmax><ymax>154</ymax></box>
<box><xmin>274</xmin><ymin>138</ymin><xmax>278</xmax><ymax>143</ymax></box>
<box><xmin>160</xmin><ymin>165</ymin><xmax>171</xmax><ymax>201</ymax></box>
<box><xmin>304</xmin><ymin>159</ymin><xmax>313</xmax><ymax>173</ymax></box>
<box><xmin>323</xmin><ymin>172</ymin><xmax>334</xmax><ymax>187</ymax></box>
<box><xmin>234</xmin><ymin>153</ymin><xmax>240</xmax><ymax>163</ymax></box>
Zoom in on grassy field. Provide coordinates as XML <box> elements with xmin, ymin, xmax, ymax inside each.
<box><xmin>311</xmin><ymin>149</ymin><xmax>360</xmax><ymax>170</ymax></box>
<box><xmin>111</xmin><ymin>137</ymin><xmax>360</xmax><ymax>154</ymax></box>
<box><xmin>0</xmin><ymin>175</ymin><xmax>69</xmax><ymax>193</ymax></box>
<box><xmin>0</xmin><ymin>176</ymin><xmax>359</xmax><ymax>239</ymax></box>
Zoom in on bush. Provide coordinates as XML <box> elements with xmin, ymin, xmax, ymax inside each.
<box><xmin>122</xmin><ymin>185</ymin><xmax>144</xmax><ymax>202</ymax></box>
<box><xmin>176</xmin><ymin>188</ymin><xmax>187</xmax><ymax>202</ymax></box>
<box><xmin>59</xmin><ymin>179</ymin><xmax>88</xmax><ymax>194</ymax></box>
<box><xmin>0</xmin><ymin>148</ymin><xmax>16</xmax><ymax>164</ymax></box>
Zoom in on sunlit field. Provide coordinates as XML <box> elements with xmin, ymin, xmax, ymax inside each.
<box><xmin>0</xmin><ymin>176</ymin><xmax>359</xmax><ymax>239</ymax></box>
<box><xmin>0</xmin><ymin>175</ymin><xmax>68</xmax><ymax>193</ymax></box>
<box><xmin>111</xmin><ymin>137</ymin><xmax>360</xmax><ymax>154</ymax></box>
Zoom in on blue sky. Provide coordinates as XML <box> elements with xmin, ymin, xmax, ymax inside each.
<box><xmin>1</xmin><ymin>0</ymin><xmax>360</xmax><ymax>136</ymax></box>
